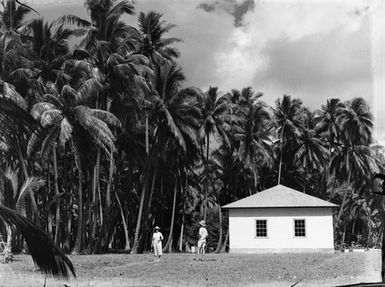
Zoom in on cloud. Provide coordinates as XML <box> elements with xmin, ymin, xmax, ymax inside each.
<box><xmin>213</xmin><ymin>0</ymin><xmax>373</xmax><ymax>108</ymax></box>
<box><xmin>197</xmin><ymin>0</ymin><xmax>255</xmax><ymax>27</ymax></box>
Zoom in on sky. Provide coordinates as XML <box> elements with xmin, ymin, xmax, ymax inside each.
<box><xmin>24</xmin><ymin>0</ymin><xmax>385</xmax><ymax>144</ymax></box>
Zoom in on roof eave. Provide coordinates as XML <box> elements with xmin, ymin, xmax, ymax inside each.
<box><xmin>222</xmin><ymin>205</ymin><xmax>339</xmax><ymax>209</ymax></box>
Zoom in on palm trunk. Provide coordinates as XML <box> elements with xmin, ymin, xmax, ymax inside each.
<box><xmin>220</xmin><ymin>228</ymin><xmax>229</xmax><ymax>253</ymax></box>
<box><xmin>145</xmin><ymin>114</ymin><xmax>149</xmax><ymax>156</ymax></box>
<box><xmin>178</xmin><ymin>215</ymin><xmax>184</xmax><ymax>252</ymax></box>
<box><xmin>93</xmin><ymin>152</ymin><xmax>115</xmax><ymax>253</ymax></box>
<box><xmin>163</xmin><ymin>179</ymin><xmax>178</xmax><ymax>252</ymax></box>
<box><xmin>86</xmin><ymin>149</ymin><xmax>101</xmax><ymax>254</ymax></box>
<box><xmin>342</xmin><ymin>224</ymin><xmax>347</xmax><ymax>245</ymax></box>
<box><xmin>352</xmin><ymin>219</ymin><xmax>356</xmax><ymax>235</ymax></box>
<box><xmin>381</xmin><ymin>204</ymin><xmax>385</xmax><ymax>282</ymax></box>
<box><xmin>16</xmin><ymin>140</ymin><xmax>39</xmax><ymax>226</ymax></box>
<box><xmin>131</xmin><ymin>173</ymin><xmax>149</xmax><ymax>254</ymax></box>
<box><xmin>337</xmin><ymin>172</ymin><xmax>352</xmax><ymax>223</ymax></box>
<box><xmin>204</xmin><ymin>133</ymin><xmax>210</xmax><ymax>221</ymax></box>
<box><xmin>381</xmin><ymin>224</ymin><xmax>385</xmax><ymax>282</ymax></box>
<box><xmin>53</xmin><ymin>147</ymin><xmax>61</xmax><ymax>246</ymax></box>
<box><xmin>64</xmin><ymin>194</ymin><xmax>73</xmax><ymax>253</ymax></box>
<box><xmin>215</xmin><ymin>205</ymin><xmax>223</xmax><ymax>253</ymax></box>
<box><xmin>72</xmin><ymin>144</ymin><xmax>84</xmax><ymax>254</ymax></box>
<box><xmin>277</xmin><ymin>126</ymin><xmax>285</xmax><ymax>185</ymax></box>
<box><xmin>115</xmin><ymin>191</ymin><xmax>130</xmax><ymax>251</ymax></box>
<box><xmin>106</xmin><ymin>152</ymin><xmax>113</xmax><ymax>209</ymax></box>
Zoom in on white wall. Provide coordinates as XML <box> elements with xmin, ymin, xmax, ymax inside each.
<box><xmin>228</xmin><ymin>208</ymin><xmax>334</xmax><ymax>253</ymax></box>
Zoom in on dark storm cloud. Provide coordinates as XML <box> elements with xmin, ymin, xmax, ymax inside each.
<box><xmin>197</xmin><ymin>0</ymin><xmax>255</xmax><ymax>27</ymax></box>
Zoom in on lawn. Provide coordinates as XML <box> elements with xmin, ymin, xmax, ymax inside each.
<box><xmin>0</xmin><ymin>251</ymin><xmax>381</xmax><ymax>287</ymax></box>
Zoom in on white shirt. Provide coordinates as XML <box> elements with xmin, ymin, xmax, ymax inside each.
<box><xmin>199</xmin><ymin>227</ymin><xmax>208</xmax><ymax>241</ymax></box>
<box><xmin>152</xmin><ymin>232</ymin><xmax>163</xmax><ymax>244</ymax></box>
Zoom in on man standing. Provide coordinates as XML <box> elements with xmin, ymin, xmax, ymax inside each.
<box><xmin>152</xmin><ymin>226</ymin><xmax>163</xmax><ymax>262</ymax></box>
<box><xmin>196</xmin><ymin>220</ymin><xmax>208</xmax><ymax>261</ymax></box>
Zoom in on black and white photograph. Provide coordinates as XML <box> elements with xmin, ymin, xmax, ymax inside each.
<box><xmin>0</xmin><ymin>0</ymin><xmax>384</xmax><ymax>286</ymax></box>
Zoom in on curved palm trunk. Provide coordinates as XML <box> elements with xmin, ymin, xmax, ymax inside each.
<box><xmin>16</xmin><ymin>139</ymin><xmax>39</xmax><ymax>226</ymax></box>
<box><xmin>178</xmin><ymin>214</ymin><xmax>184</xmax><ymax>252</ymax></box>
<box><xmin>132</xmin><ymin>151</ymin><xmax>157</xmax><ymax>254</ymax></box>
<box><xmin>115</xmin><ymin>191</ymin><xmax>130</xmax><ymax>251</ymax></box>
<box><xmin>131</xmin><ymin>173</ymin><xmax>150</xmax><ymax>254</ymax></box>
<box><xmin>220</xmin><ymin>228</ymin><xmax>229</xmax><ymax>253</ymax></box>
<box><xmin>53</xmin><ymin>147</ymin><xmax>61</xmax><ymax>246</ymax></box>
<box><xmin>163</xmin><ymin>179</ymin><xmax>178</xmax><ymax>252</ymax></box>
<box><xmin>93</xmin><ymin>152</ymin><xmax>114</xmax><ymax>253</ymax></box>
<box><xmin>215</xmin><ymin>205</ymin><xmax>223</xmax><ymax>253</ymax></box>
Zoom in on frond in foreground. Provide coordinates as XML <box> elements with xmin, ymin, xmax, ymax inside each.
<box><xmin>0</xmin><ymin>205</ymin><xmax>76</xmax><ymax>279</ymax></box>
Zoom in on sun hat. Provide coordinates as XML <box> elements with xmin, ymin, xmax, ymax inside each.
<box><xmin>154</xmin><ymin>226</ymin><xmax>160</xmax><ymax>230</ymax></box>
<box><xmin>199</xmin><ymin>220</ymin><xmax>206</xmax><ymax>227</ymax></box>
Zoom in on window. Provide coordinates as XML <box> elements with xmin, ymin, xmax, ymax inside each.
<box><xmin>294</xmin><ymin>219</ymin><xmax>306</xmax><ymax>237</ymax></box>
<box><xmin>255</xmin><ymin>220</ymin><xmax>267</xmax><ymax>237</ymax></box>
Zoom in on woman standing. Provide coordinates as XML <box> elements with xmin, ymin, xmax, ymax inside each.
<box><xmin>152</xmin><ymin>226</ymin><xmax>164</xmax><ymax>261</ymax></box>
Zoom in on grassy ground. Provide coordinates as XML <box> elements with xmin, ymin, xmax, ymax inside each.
<box><xmin>0</xmin><ymin>251</ymin><xmax>381</xmax><ymax>287</ymax></box>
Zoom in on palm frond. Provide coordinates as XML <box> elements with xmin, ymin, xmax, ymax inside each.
<box><xmin>76</xmin><ymin>78</ymin><xmax>104</xmax><ymax>104</ymax></box>
<box><xmin>0</xmin><ymin>205</ymin><xmax>76</xmax><ymax>279</ymax></box>
<box><xmin>30</xmin><ymin>102</ymin><xmax>56</xmax><ymax>121</ymax></box>
<box><xmin>89</xmin><ymin>109</ymin><xmax>121</xmax><ymax>128</ymax></box>
<box><xmin>59</xmin><ymin>118</ymin><xmax>73</xmax><ymax>145</ymax></box>
<box><xmin>40</xmin><ymin>109</ymin><xmax>63</xmax><ymax>127</ymax></box>
<box><xmin>16</xmin><ymin>176</ymin><xmax>45</xmax><ymax>209</ymax></box>
<box><xmin>56</xmin><ymin>14</ymin><xmax>91</xmax><ymax>28</ymax></box>
<box><xmin>1</xmin><ymin>81</ymin><xmax>28</xmax><ymax>110</ymax></box>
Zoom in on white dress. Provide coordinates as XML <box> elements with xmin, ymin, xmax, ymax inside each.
<box><xmin>198</xmin><ymin>227</ymin><xmax>208</xmax><ymax>249</ymax></box>
<box><xmin>152</xmin><ymin>232</ymin><xmax>164</xmax><ymax>256</ymax></box>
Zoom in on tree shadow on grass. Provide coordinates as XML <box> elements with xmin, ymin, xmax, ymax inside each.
<box><xmin>334</xmin><ymin>283</ymin><xmax>385</xmax><ymax>287</ymax></box>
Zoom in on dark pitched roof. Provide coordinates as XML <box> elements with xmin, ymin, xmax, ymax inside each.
<box><xmin>222</xmin><ymin>184</ymin><xmax>338</xmax><ymax>209</ymax></box>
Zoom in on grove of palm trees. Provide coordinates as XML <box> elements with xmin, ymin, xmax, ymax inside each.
<box><xmin>0</xmin><ymin>0</ymin><xmax>383</xmax><ymax>262</ymax></box>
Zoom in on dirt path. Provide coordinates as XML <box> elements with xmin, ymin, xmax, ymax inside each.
<box><xmin>0</xmin><ymin>251</ymin><xmax>381</xmax><ymax>287</ymax></box>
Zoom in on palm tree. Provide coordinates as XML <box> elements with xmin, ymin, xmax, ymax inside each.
<box><xmin>295</xmin><ymin>110</ymin><xmax>329</xmax><ymax>193</ymax></box>
<box><xmin>29</xmin><ymin>82</ymin><xmax>120</xmax><ymax>254</ymax></box>
<box><xmin>58</xmin><ymin>0</ymin><xmax>137</xmax><ymax>63</ymax></box>
<box><xmin>137</xmin><ymin>10</ymin><xmax>181</xmax><ymax>64</ymax></box>
<box><xmin>198</xmin><ymin>86</ymin><xmax>233</xmax><ymax>220</ymax></box>
<box><xmin>314</xmin><ymin>98</ymin><xmax>345</xmax><ymax>197</ymax></box>
<box><xmin>331</xmin><ymin>98</ymin><xmax>378</xmax><ymax>223</ymax></box>
<box><xmin>315</xmin><ymin>98</ymin><xmax>345</xmax><ymax>151</ymax></box>
<box><xmin>0</xmin><ymin>0</ymin><xmax>39</xmax><ymax>81</ymax></box>
<box><xmin>13</xmin><ymin>18</ymin><xmax>74</xmax><ymax>83</ymax></box>
<box><xmin>0</xmin><ymin>82</ymin><xmax>41</xmax><ymax>227</ymax></box>
<box><xmin>274</xmin><ymin>95</ymin><xmax>304</xmax><ymax>185</ymax></box>
<box><xmin>131</xmin><ymin>62</ymin><xmax>201</xmax><ymax>253</ymax></box>
<box><xmin>233</xmin><ymin>89</ymin><xmax>272</xmax><ymax>193</ymax></box>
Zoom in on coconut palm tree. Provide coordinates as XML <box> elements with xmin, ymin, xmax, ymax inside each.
<box><xmin>331</xmin><ymin>98</ymin><xmax>378</xmax><ymax>223</ymax></box>
<box><xmin>274</xmin><ymin>95</ymin><xmax>304</xmax><ymax>185</ymax></box>
<box><xmin>131</xmin><ymin>62</ymin><xmax>201</xmax><ymax>253</ymax></box>
<box><xmin>0</xmin><ymin>82</ymin><xmax>41</xmax><ymax>226</ymax></box>
<box><xmin>198</xmin><ymin>87</ymin><xmax>234</xmax><ymax>220</ymax></box>
<box><xmin>295</xmin><ymin>109</ymin><xmax>329</xmax><ymax>193</ymax></box>
<box><xmin>233</xmin><ymin>90</ymin><xmax>273</xmax><ymax>193</ymax></box>
<box><xmin>137</xmin><ymin>10</ymin><xmax>181</xmax><ymax>64</ymax></box>
<box><xmin>29</xmin><ymin>81</ymin><xmax>120</xmax><ymax>254</ymax></box>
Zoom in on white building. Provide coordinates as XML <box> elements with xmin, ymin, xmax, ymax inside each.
<box><xmin>223</xmin><ymin>185</ymin><xmax>338</xmax><ymax>253</ymax></box>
